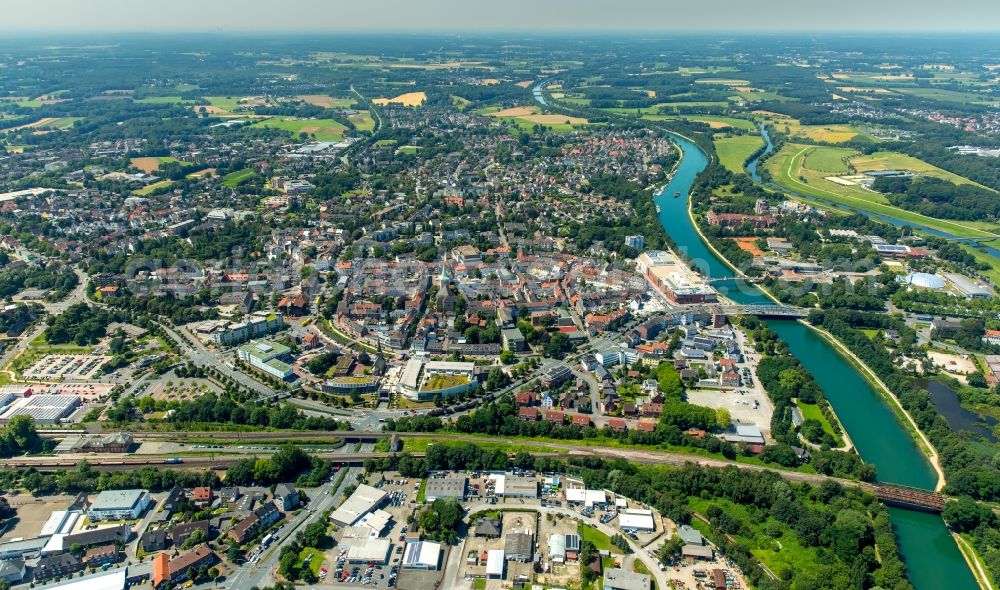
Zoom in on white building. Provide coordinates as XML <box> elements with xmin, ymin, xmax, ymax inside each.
<box><xmin>617</xmin><ymin>509</ymin><xmax>655</xmax><ymax>532</ymax></box>
<box><xmin>88</xmin><ymin>490</ymin><xmax>151</xmax><ymax>521</ymax></box>
<box><xmin>486</xmin><ymin>549</ymin><xmax>505</xmax><ymax>579</ymax></box>
<box><xmin>402</xmin><ymin>541</ymin><xmax>441</xmax><ymax>570</ymax></box>
<box><xmin>331</xmin><ymin>484</ymin><xmax>388</xmax><ymax>527</ymax></box>
<box><xmin>345</xmin><ymin>538</ymin><xmax>391</xmax><ymax>564</ymax></box>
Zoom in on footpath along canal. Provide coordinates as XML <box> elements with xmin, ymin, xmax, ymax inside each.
<box><xmin>656</xmin><ymin>131</ymin><xmax>979</xmax><ymax>590</ymax></box>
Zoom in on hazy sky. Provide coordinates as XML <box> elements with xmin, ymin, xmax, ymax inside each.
<box><xmin>3</xmin><ymin>0</ymin><xmax>1000</xmax><ymax>33</ymax></box>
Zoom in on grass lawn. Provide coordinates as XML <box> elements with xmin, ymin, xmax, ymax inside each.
<box><xmin>714</xmin><ymin>135</ymin><xmax>765</xmax><ymax>173</ymax></box>
<box><xmin>251</xmin><ymin>117</ymin><xmax>347</xmax><ymax>141</ymax></box>
<box><xmin>375</xmin><ymin>139</ymin><xmax>398</xmax><ymax>146</ymax></box>
<box><xmin>416</xmin><ymin>478</ymin><xmax>428</xmax><ymax>503</ymax></box>
<box><xmin>348</xmin><ymin>111</ymin><xmax>375</xmax><ymax>132</ymax></box>
<box><xmin>797</xmin><ymin>402</ymin><xmax>843</xmax><ymax>446</ymax></box>
<box><xmin>579</xmin><ymin>524</ymin><xmax>618</xmax><ymax>554</ymax></box>
<box><xmin>222</xmin><ymin>168</ymin><xmax>255</xmax><ymax>188</ymax></box>
<box><xmin>299</xmin><ymin>547</ymin><xmax>325</xmax><ymax>576</ymax></box>
<box><xmin>396</xmin><ymin>145</ymin><xmax>420</xmax><ymax>155</ymax></box>
<box><xmin>450</xmin><ymin>95</ymin><xmax>471</xmax><ymax>110</ymax></box>
<box><xmin>765</xmin><ymin>143</ymin><xmax>996</xmax><ymax>238</ymax></box>
<box><xmin>132</xmin><ymin>179</ymin><xmax>174</xmax><ymax>196</ymax></box>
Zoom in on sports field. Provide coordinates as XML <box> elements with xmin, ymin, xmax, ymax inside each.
<box><xmin>250</xmin><ymin>117</ymin><xmax>347</xmax><ymax>141</ymax></box>
<box><xmin>714</xmin><ymin>135</ymin><xmax>765</xmax><ymax>173</ymax></box>
<box><xmin>765</xmin><ymin>143</ymin><xmax>997</xmax><ymax>238</ymax></box>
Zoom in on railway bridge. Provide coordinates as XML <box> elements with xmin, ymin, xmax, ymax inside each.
<box><xmin>873</xmin><ymin>484</ymin><xmax>947</xmax><ymax>513</ymax></box>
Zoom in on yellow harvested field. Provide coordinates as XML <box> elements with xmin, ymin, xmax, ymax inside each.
<box><xmin>874</xmin><ymin>74</ymin><xmax>914</xmax><ymax>81</ymax></box>
<box><xmin>515</xmin><ymin>81</ymin><xmax>534</xmax><ymax>88</ymax></box>
<box><xmin>479</xmin><ymin>78</ymin><xmax>500</xmax><ymax>85</ymax></box>
<box><xmin>489</xmin><ymin>106</ymin><xmax>538</xmax><ymax>117</ymax></box>
<box><xmin>188</xmin><ymin>168</ymin><xmax>217</xmax><ymax>178</ymax></box>
<box><xmin>372</xmin><ymin>92</ymin><xmax>427</xmax><ymax>107</ymax></box>
<box><xmin>831</xmin><ymin>73</ymin><xmax>850</xmax><ymax>79</ymax></box>
<box><xmin>519</xmin><ymin>114</ymin><xmax>588</xmax><ymax>125</ymax></box>
<box><xmin>733</xmin><ymin>86</ymin><xmax>759</xmax><ymax>93</ymax></box>
<box><xmin>130</xmin><ymin>157</ymin><xmax>161</xmax><ymax>173</ymax></box>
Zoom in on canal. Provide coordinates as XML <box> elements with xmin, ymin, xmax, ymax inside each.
<box><xmin>655</xmin><ymin>131</ymin><xmax>978</xmax><ymax>589</ymax></box>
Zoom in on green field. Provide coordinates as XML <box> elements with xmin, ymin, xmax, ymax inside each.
<box><xmin>891</xmin><ymin>87</ymin><xmax>998</xmax><ymax>105</ymax></box>
<box><xmin>222</xmin><ymin>168</ymin><xmax>255</xmax><ymax>188</ymax></box>
<box><xmin>348</xmin><ymin>111</ymin><xmax>375</xmax><ymax>132</ymax></box>
<box><xmin>797</xmin><ymin>402</ymin><xmax>844</xmax><ymax>446</ymax></box>
<box><xmin>714</xmin><ymin>135</ymin><xmax>765</xmax><ymax>173</ymax></box>
<box><xmin>579</xmin><ymin>524</ymin><xmax>619</xmax><ymax>554</ymax></box>
<box><xmin>766</xmin><ymin>143</ymin><xmax>997</xmax><ymax>238</ymax></box>
<box><xmin>205</xmin><ymin>96</ymin><xmax>242</xmax><ymax>112</ymax></box>
<box><xmin>669</xmin><ymin>115</ymin><xmax>758</xmax><ymax>131</ymax></box>
<box><xmin>132</xmin><ymin>179</ymin><xmax>174</xmax><ymax>196</ymax></box>
<box><xmin>299</xmin><ymin>547</ymin><xmax>325</xmax><ymax>576</ymax></box>
<box><xmin>251</xmin><ymin>117</ymin><xmax>347</xmax><ymax>141</ymax></box>
<box><xmin>135</xmin><ymin>96</ymin><xmax>198</xmax><ymax>105</ymax></box>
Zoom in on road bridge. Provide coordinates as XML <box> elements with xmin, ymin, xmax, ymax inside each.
<box><xmin>685</xmin><ymin>303</ymin><xmax>808</xmax><ymax>318</ymax></box>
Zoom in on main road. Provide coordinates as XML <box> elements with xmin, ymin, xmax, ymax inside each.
<box><xmin>222</xmin><ymin>442</ymin><xmax>372</xmax><ymax>589</ymax></box>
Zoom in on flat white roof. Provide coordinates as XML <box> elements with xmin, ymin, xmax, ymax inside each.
<box><xmin>43</xmin><ymin>568</ymin><xmax>126</xmax><ymax>590</ymax></box>
<box><xmin>565</xmin><ymin>488</ymin><xmax>606</xmax><ymax>506</ymax></box>
<box><xmin>400</xmin><ymin>358</ymin><xmax>423</xmax><ymax>390</ymax></box>
<box><xmin>40</xmin><ymin>510</ymin><xmax>79</xmax><ymax>537</ymax></box>
<box><xmin>402</xmin><ymin>540</ymin><xmax>441</xmax><ymax>568</ymax></box>
<box><xmin>345</xmin><ymin>538</ymin><xmax>391</xmax><ymax>563</ymax></box>
<box><xmin>331</xmin><ymin>484</ymin><xmax>387</xmax><ymax>526</ymax></box>
<box><xmin>359</xmin><ymin>509</ymin><xmax>392</xmax><ymax>534</ymax></box>
<box><xmin>618</xmin><ymin>510</ymin><xmax>655</xmax><ymax>531</ymax></box>
<box><xmin>486</xmin><ymin>549</ymin><xmax>505</xmax><ymax>576</ymax></box>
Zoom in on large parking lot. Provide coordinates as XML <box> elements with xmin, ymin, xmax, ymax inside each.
<box><xmin>23</xmin><ymin>354</ymin><xmax>110</xmax><ymax>380</ymax></box>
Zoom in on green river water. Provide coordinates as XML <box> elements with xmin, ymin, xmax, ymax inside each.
<box><xmin>656</xmin><ymin>132</ymin><xmax>978</xmax><ymax>590</ymax></box>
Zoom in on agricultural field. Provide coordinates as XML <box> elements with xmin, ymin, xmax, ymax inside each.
<box><xmin>250</xmin><ymin>117</ymin><xmax>347</xmax><ymax>141</ymax></box>
<box><xmin>669</xmin><ymin>115</ymin><xmax>757</xmax><ymax>130</ymax></box>
<box><xmin>487</xmin><ymin>105</ymin><xmax>589</xmax><ymax>131</ymax></box>
<box><xmin>0</xmin><ymin>116</ymin><xmax>81</xmax><ymax>132</ymax></box>
<box><xmin>134</xmin><ymin>96</ymin><xmax>199</xmax><ymax>105</ymax></box>
<box><xmin>130</xmin><ymin>156</ymin><xmax>184</xmax><ymax>173</ymax></box>
<box><xmin>754</xmin><ymin>112</ymin><xmax>872</xmax><ymax>143</ymax></box>
<box><xmin>715</xmin><ymin>135</ymin><xmax>765</xmax><ymax>173</ymax></box>
<box><xmin>372</xmin><ymin>91</ymin><xmax>427</xmax><ymax>106</ymax></box>
<box><xmin>295</xmin><ymin>94</ymin><xmax>356</xmax><ymax>108</ymax></box>
<box><xmin>765</xmin><ymin>143</ymin><xmax>997</xmax><ymax>238</ymax></box>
